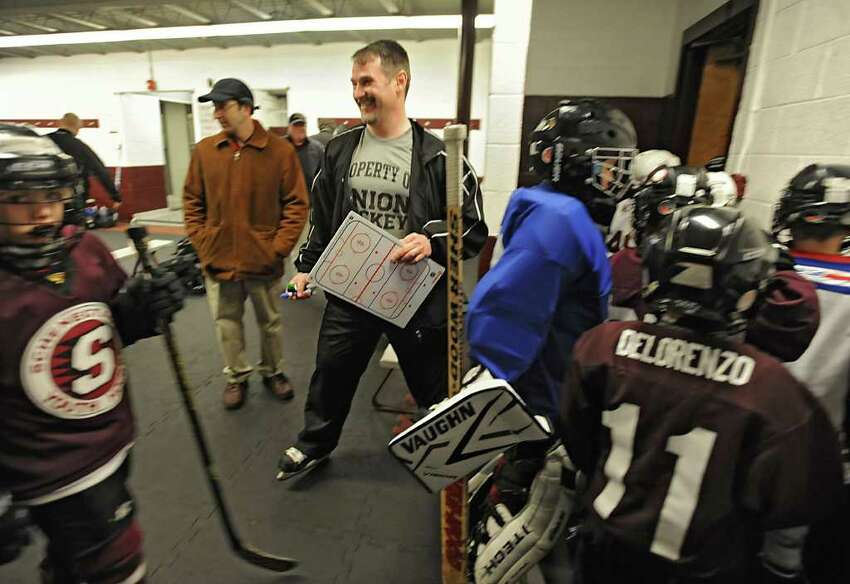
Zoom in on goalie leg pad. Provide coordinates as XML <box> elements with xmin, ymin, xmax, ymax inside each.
<box><xmin>474</xmin><ymin>450</ymin><xmax>574</xmax><ymax>584</ymax></box>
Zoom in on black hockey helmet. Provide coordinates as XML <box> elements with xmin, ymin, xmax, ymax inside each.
<box><xmin>642</xmin><ymin>206</ymin><xmax>777</xmax><ymax>335</ymax></box>
<box><xmin>529</xmin><ymin>98</ymin><xmax>637</xmax><ymax>203</ymax></box>
<box><xmin>631</xmin><ymin>165</ymin><xmax>738</xmax><ymax>245</ymax></box>
<box><xmin>0</xmin><ymin>124</ymin><xmax>80</xmax><ymax>272</ymax></box>
<box><xmin>773</xmin><ymin>163</ymin><xmax>850</xmax><ymax>240</ymax></box>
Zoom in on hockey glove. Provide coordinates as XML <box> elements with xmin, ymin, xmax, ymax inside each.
<box><xmin>126</xmin><ymin>268</ymin><xmax>186</xmax><ymax>324</ymax></box>
<box><xmin>0</xmin><ymin>494</ymin><xmax>31</xmax><ymax>565</ymax></box>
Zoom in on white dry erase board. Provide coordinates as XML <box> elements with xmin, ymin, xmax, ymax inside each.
<box><xmin>309</xmin><ymin>211</ymin><xmax>445</xmax><ymax>328</ymax></box>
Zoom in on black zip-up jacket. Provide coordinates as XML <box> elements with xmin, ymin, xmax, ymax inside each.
<box><xmin>48</xmin><ymin>129</ymin><xmax>121</xmax><ymax>202</ymax></box>
<box><xmin>296</xmin><ymin>121</ymin><xmax>487</xmax><ymax>328</ymax></box>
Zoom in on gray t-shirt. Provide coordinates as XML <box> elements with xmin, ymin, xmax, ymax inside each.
<box><xmin>349</xmin><ymin>125</ymin><xmax>412</xmax><ymax>239</ymax></box>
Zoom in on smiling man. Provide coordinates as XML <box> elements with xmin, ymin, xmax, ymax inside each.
<box><xmin>278</xmin><ymin>40</ymin><xmax>486</xmax><ymax>481</ymax></box>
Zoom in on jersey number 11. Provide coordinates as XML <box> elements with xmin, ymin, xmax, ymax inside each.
<box><xmin>593</xmin><ymin>403</ymin><xmax>717</xmax><ymax>561</ymax></box>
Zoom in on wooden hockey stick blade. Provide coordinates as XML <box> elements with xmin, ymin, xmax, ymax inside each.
<box><xmin>237</xmin><ymin>545</ymin><xmax>299</xmax><ymax>572</ymax></box>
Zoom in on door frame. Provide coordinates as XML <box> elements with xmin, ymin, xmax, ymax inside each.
<box><xmin>669</xmin><ymin>0</ymin><xmax>760</xmax><ymax>160</ymax></box>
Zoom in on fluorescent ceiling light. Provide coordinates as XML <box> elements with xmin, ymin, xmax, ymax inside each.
<box><xmin>164</xmin><ymin>4</ymin><xmax>212</xmax><ymax>24</ymax></box>
<box><xmin>0</xmin><ymin>14</ymin><xmax>496</xmax><ymax>49</ymax></box>
<box><xmin>231</xmin><ymin>1</ymin><xmax>272</xmax><ymax>21</ymax></box>
<box><xmin>304</xmin><ymin>0</ymin><xmax>334</xmax><ymax>17</ymax></box>
<box><xmin>15</xmin><ymin>21</ymin><xmax>59</xmax><ymax>33</ymax></box>
<box><xmin>50</xmin><ymin>13</ymin><xmax>108</xmax><ymax>30</ymax></box>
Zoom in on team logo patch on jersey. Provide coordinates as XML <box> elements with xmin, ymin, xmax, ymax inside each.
<box><xmin>21</xmin><ymin>302</ymin><xmax>125</xmax><ymax>420</ymax></box>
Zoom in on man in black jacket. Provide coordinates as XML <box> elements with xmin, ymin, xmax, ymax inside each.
<box><xmin>286</xmin><ymin>112</ymin><xmax>324</xmax><ymax>191</ymax></box>
<box><xmin>48</xmin><ymin>113</ymin><xmax>122</xmax><ymax>211</ymax></box>
<box><xmin>278</xmin><ymin>40</ymin><xmax>486</xmax><ymax>480</ymax></box>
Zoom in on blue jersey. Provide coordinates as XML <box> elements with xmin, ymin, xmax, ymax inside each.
<box><xmin>467</xmin><ymin>183</ymin><xmax>611</xmax><ymax>419</ymax></box>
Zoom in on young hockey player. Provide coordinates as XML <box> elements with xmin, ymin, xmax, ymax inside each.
<box><xmin>606</xmin><ymin>149</ymin><xmax>681</xmax><ymax>254</ymax></box>
<box><xmin>768</xmin><ymin>164</ymin><xmax>850</xmax><ymax>584</ymax></box>
<box><xmin>467</xmin><ymin>97</ymin><xmax>636</xmax><ymax>430</ymax></box>
<box><xmin>609</xmin><ymin>164</ymin><xmax>819</xmax><ymax>362</ymax></box>
<box><xmin>562</xmin><ymin>205</ymin><xmax>844</xmax><ymax>584</ymax></box>
<box><xmin>0</xmin><ymin>125</ymin><xmax>184</xmax><ymax>583</ymax></box>
<box><xmin>464</xmin><ymin>99</ymin><xmax>636</xmax><ymax>568</ymax></box>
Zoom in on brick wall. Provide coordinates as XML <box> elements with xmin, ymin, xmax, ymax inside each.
<box><xmin>727</xmin><ymin>0</ymin><xmax>850</xmax><ymax>229</ymax></box>
<box><xmin>480</xmin><ymin>0</ymin><xmax>533</xmax><ymax>234</ymax></box>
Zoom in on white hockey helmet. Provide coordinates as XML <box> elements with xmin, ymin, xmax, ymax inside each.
<box><xmin>631</xmin><ymin>150</ymin><xmax>682</xmax><ymax>187</ymax></box>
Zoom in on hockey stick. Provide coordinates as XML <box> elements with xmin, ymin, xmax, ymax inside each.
<box><xmin>126</xmin><ymin>226</ymin><xmax>298</xmax><ymax>573</ymax></box>
<box><xmin>441</xmin><ymin>124</ymin><xmax>469</xmax><ymax>583</ymax></box>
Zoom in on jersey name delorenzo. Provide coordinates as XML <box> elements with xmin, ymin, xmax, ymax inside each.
<box><xmin>615</xmin><ymin>328</ymin><xmax>755</xmax><ymax>386</ymax></box>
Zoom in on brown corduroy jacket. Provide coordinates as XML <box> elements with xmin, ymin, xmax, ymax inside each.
<box><xmin>183</xmin><ymin>120</ymin><xmax>309</xmax><ymax>281</ymax></box>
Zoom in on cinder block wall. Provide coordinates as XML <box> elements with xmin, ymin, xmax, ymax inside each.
<box><xmin>728</xmin><ymin>0</ymin><xmax>850</xmax><ymax>229</ymax></box>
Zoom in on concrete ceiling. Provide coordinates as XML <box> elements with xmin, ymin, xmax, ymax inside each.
<box><xmin>0</xmin><ymin>0</ymin><xmax>494</xmax><ymax>58</ymax></box>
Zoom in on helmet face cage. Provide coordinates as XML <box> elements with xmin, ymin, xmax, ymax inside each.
<box><xmin>589</xmin><ymin>147</ymin><xmax>637</xmax><ymax>200</ymax></box>
<box><xmin>529</xmin><ymin>99</ymin><xmax>637</xmax><ymax>201</ymax></box>
<box><xmin>0</xmin><ymin>187</ymin><xmax>76</xmax><ymax>230</ymax></box>
<box><xmin>0</xmin><ymin>188</ymin><xmax>78</xmax><ymax>272</ymax></box>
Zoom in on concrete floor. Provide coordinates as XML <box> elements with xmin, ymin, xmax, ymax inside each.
<box><xmin>1</xmin><ymin>230</ymin><xmax>441</xmax><ymax>584</ymax></box>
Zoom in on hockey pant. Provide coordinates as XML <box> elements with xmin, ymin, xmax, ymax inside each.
<box><xmin>28</xmin><ymin>461</ymin><xmax>145</xmax><ymax>584</ymax></box>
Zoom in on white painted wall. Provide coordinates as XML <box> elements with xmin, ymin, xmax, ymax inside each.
<box><xmin>726</xmin><ymin>0</ymin><xmax>850</xmax><ymax>229</ymax></box>
<box><xmin>525</xmin><ymin>0</ymin><xmax>680</xmax><ymax>97</ymax></box>
<box><xmin>0</xmin><ymin>38</ymin><xmax>491</xmax><ymax>170</ymax></box>
<box><xmin>523</xmin><ymin>0</ymin><xmax>732</xmax><ymax>100</ymax></box>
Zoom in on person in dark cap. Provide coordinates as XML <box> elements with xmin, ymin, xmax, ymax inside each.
<box><xmin>183</xmin><ymin>78</ymin><xmax>309</xmax><ymax>410</ymax></box>
<box><xmin>286</xmin><ymin>112</ymin><xmax>324</xmax><ymax>192</ymax></box>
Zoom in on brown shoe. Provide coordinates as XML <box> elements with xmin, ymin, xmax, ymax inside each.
<box><xmin>223</xmin><ymin>381</ymin><xmax>248</xmax><ymax>410</ymax></box>
<box><xmin>263</xmin><ymin>373</ymin><xmax>294</xmax><ymax>401</ymax></box>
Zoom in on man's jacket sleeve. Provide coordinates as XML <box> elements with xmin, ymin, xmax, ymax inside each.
<box><xmin>424</xmin><ymin>155</ymin><xmax>487</xmax><ymax>264</ymax></box>
<box><xmin>467</xmin><ymin>204</ymin><xmax>583</xmax><ymax>381</ymax></box>
<box><xmin>294</xmin><ymin>147</ymin><xmax>334</xmax><ymax>274</ymax></box>
<box><xmin>80</xmin><ymin>141</ymin><xmax>121</xmax><ymax>201</ymax></box>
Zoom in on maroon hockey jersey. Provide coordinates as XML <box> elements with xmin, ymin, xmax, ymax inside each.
<box><xmin>0</xmin><ymin>232</ymin><xmax>135</xmax><ymax>503</ymax></box>
<box><xmin>561</xmin><ymin>321</ymin><xmax>844</xmax><ymax>575</ymax></box>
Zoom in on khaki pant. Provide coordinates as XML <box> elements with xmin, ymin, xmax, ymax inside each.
<box><xmin>205</xmin><ymin>276</ymin><xmax>284</xmax><ymax>384</ymax></box>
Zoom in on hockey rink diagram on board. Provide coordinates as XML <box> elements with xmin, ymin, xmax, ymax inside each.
<box><xmin>310</xmin><ymin>211</ymin><xmax>445</xmax><ymax>328</ymax></box>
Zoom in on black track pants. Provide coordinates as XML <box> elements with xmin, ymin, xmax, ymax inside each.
<box><xmin>295</xmin><ymin>296</ymin><xmax>448</xmax><ymax>457</ymax></box>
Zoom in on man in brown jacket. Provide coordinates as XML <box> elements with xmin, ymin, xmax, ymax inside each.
<box><xmin>183</xmin><ymin>78</ymin><xmax>309</xmax><ymax>409</ymax></box>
